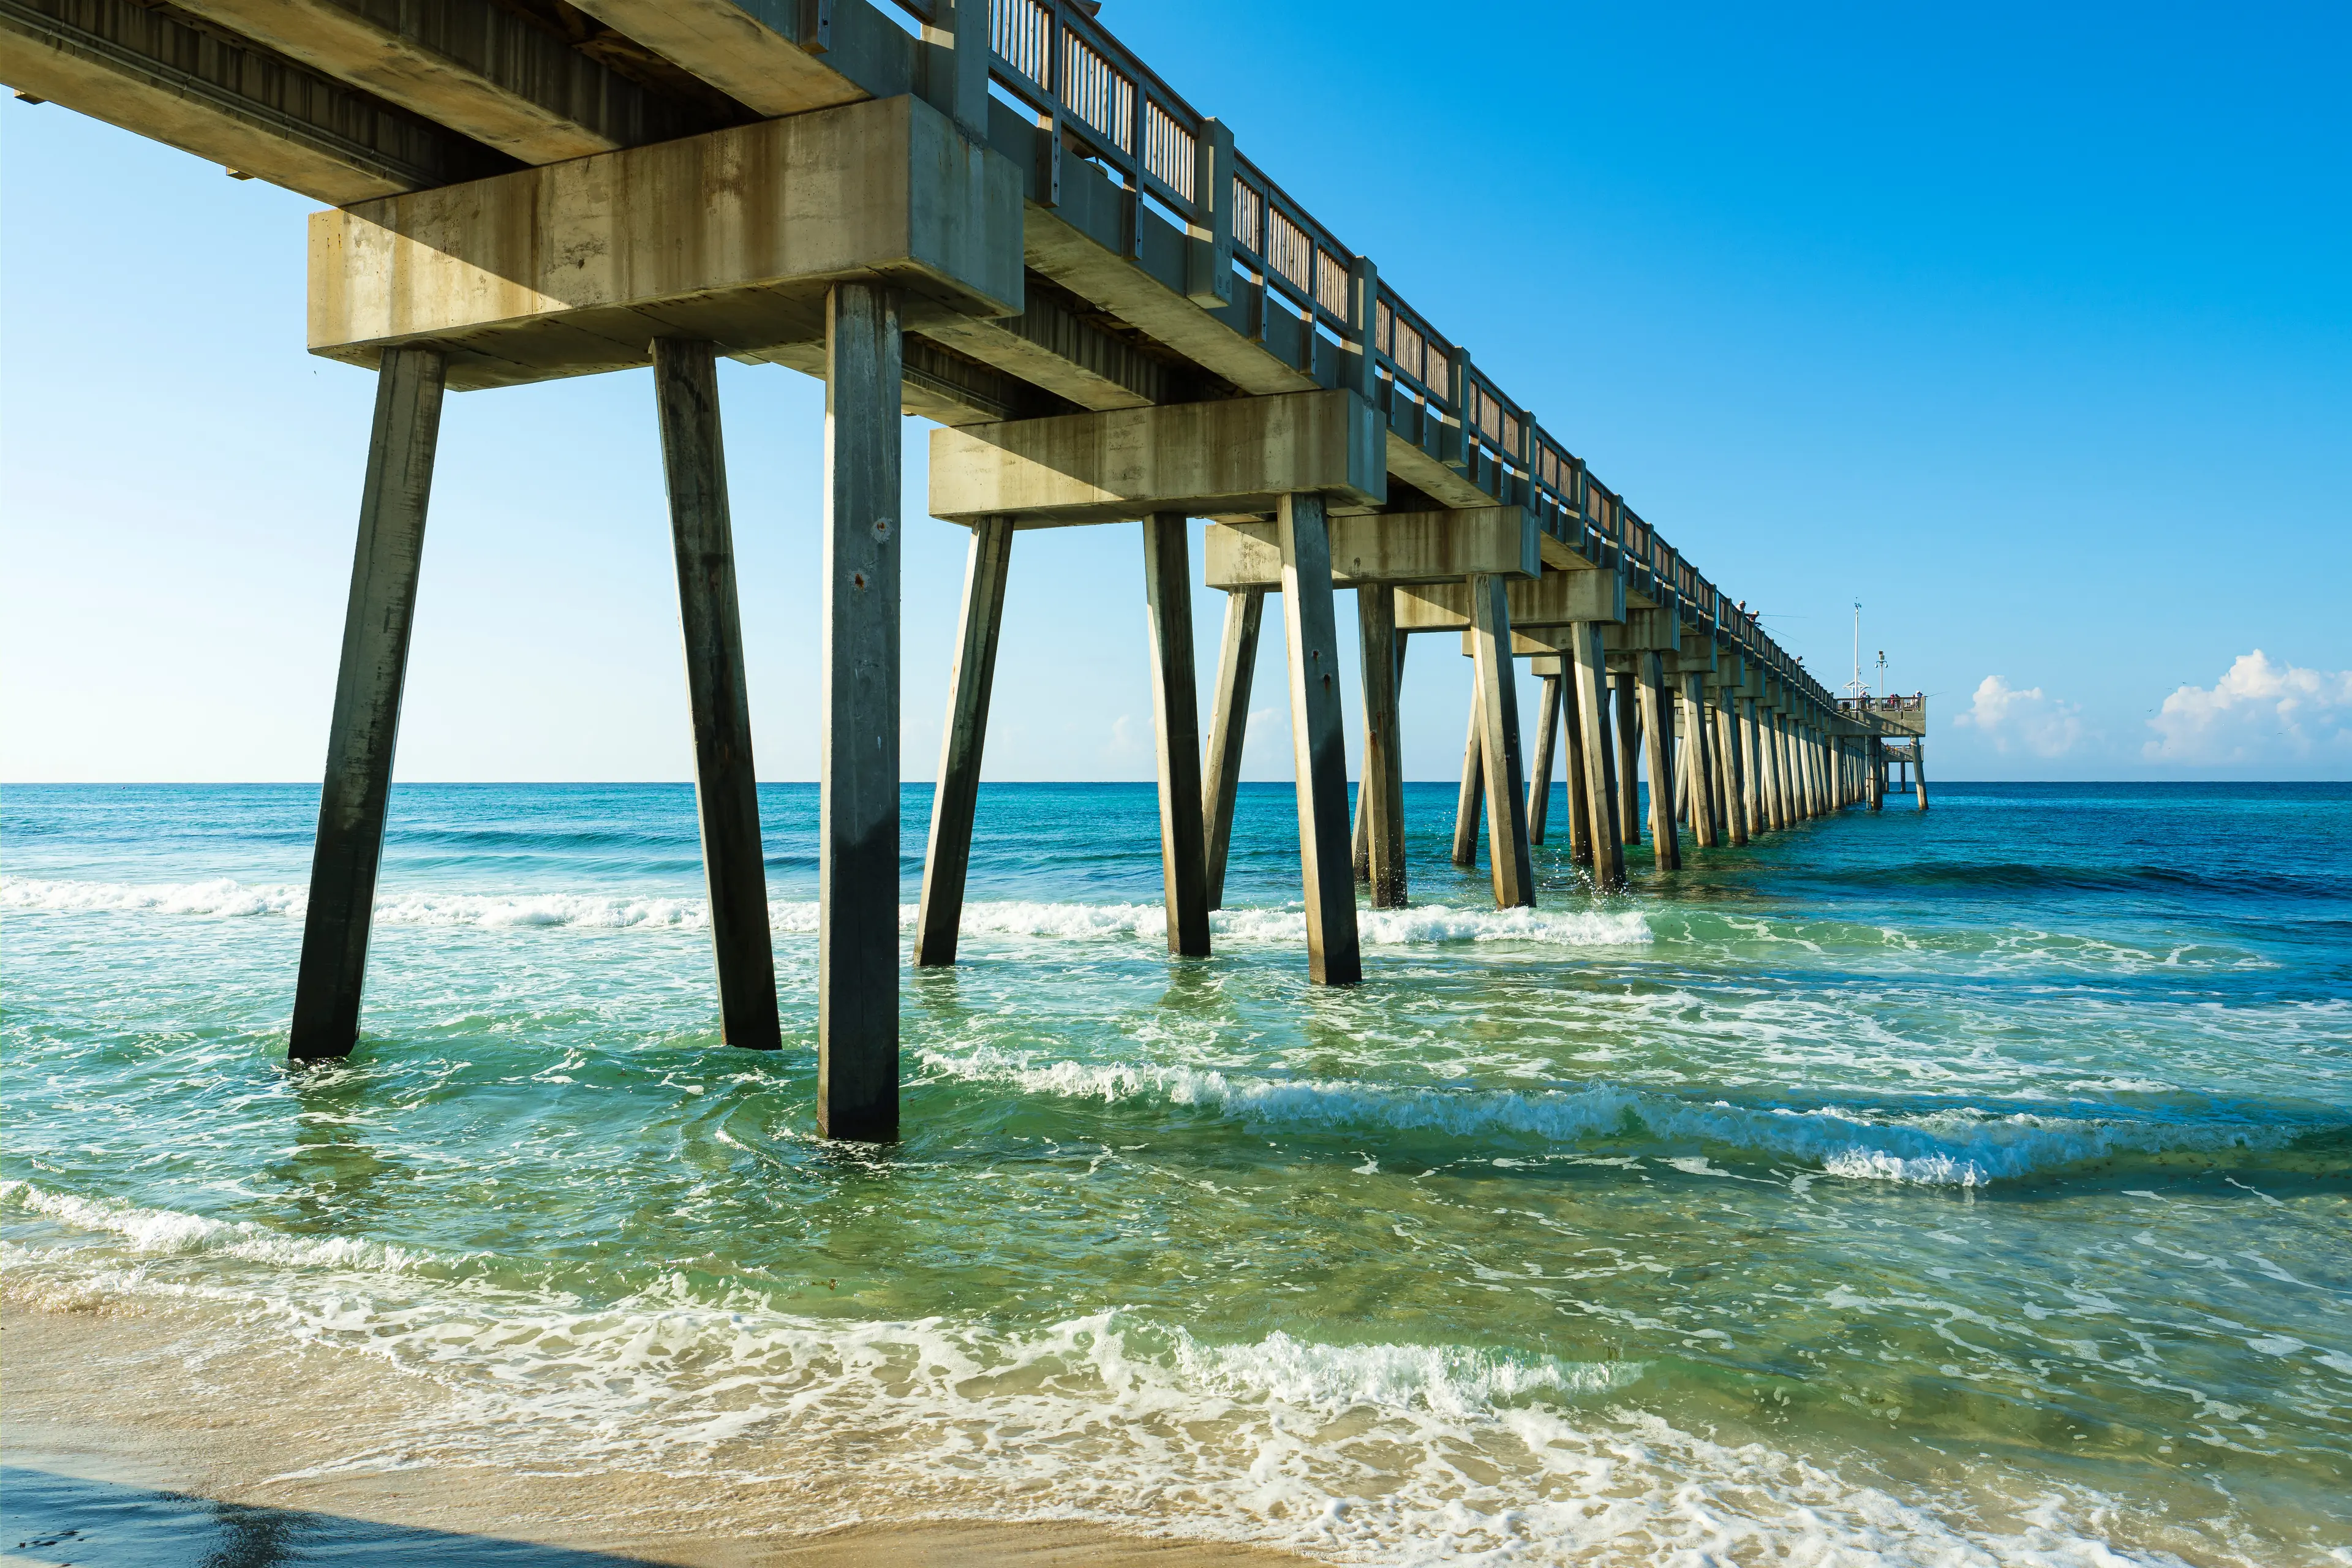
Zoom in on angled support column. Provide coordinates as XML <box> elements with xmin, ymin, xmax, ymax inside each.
<box><xmin>1613</xmin><ymin>673</ymin><xmax>1642</xmax><ymax>844</ymax></box>
<box><xmin>818</xmin><ymin>282</ymin><xmax>902</xmax><ymax>1142</ymax></box>
<box><xmin>1868</xmin><ymin>734</ymin><xmax>1885</xmax><ymax>812</ymax></box>
<box><xmin>1915</xmin><ymin>743</ymin><xmax>1931</xmax><ymax>812</ymax></box>
<box><xmin>915</xmin><ymin>517</ymin><xmax>1015</xmax><ymax>967</ymax></box>
<box><xmin>1143</xmin><ymin>514</ymin><xmax>1212</xmax><ymax>957</ymax></box>
<box><xmin>1452</xmin><ymin>669</ymin><xmax>1483</xmax><ymax>867</ymax></box>
<box><xmin>289</xmin><ymin>346</ymin><xmax>446</xmax><ymax>1061</ymax></box>
<box><xmin>1570</xmin><ymin>623</ymin><xmax>1625</xmax><ymax>888</ymax></box>
<box><xmin>1638</xmin><ymin>652</ymin><xmax>1681</xmax><ymax>869</ymax></box>
<box><xmin>654</xmin><ymin>339</ymin><xmax>781</xmax><ymax>1048</ymax></box>
<box><xmin>1355</xmin><ymin>586</ymin><xmax>1408</xmax><ymax>909</ymax></box>
<box><xmin>1713</xmin><ymin>698</ymin><xmax>1749</xmax><ymax>847</ymax></box>
<box><xmin>1278</xmin><ymin>494</ymin><xmax>1361</xmax><ymax>984</ymax></box>
<box><xmin>1202</xmin><ymin>588</ymin><xmax>1264</xmax><ymax>910</ymax></box>
<box><xmin>1526</xmin><ymin>673</ymin><xmax>1562</xmax><ymax>846</ymax></box>
<box><xmin>1681</xmin><ymin>673</ymin><xmax>1720</xmax><ymax>848</ymax></box>
<box><xmin>1468</xmin><ymin>573</ymin><xmax>1535</xmax><ymax>908</ymax></box>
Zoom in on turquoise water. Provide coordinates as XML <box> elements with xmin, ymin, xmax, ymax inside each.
<box><xmin>4</xmin><ymin>781</ymin><xmax>2347</xmax><ymax>1564</ymax></box>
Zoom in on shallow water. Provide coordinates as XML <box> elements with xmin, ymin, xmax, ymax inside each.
<box><xmin>4</xmin><ymin>780</ymin><xmax>2348</xmax><ymax>1565</ymax></box>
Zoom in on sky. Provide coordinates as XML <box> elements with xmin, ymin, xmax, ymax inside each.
<box><xmin>3</xmin><ymin>0</ymin><xmax>2347</xmax><ymax>783</ymax></box>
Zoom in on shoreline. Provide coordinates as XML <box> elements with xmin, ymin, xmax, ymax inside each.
<box><xmin>1</xmin><ymin>1301</ymin><xmax>1313</xmax><ymax>1567</ymax></box>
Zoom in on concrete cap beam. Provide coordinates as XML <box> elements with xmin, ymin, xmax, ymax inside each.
<box><xmin>930</xmin><ymin>388</ymin><xmax>1385</xmax><ymax>526</ymax></box>
<box><xmin>1204</xmin><ymin>508</ymin><xmax>1536</xmax><ymax>589</ymax></box>
<box><xmin>309</xmin><ymin>95</ymin><xmax>1024</xmax><ymax>390</ymax></box>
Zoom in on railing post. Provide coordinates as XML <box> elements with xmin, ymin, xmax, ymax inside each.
<box><xmin>920</xmin><ymin>0</ymin><xmax>990</xmax><ymax>141</ymax></box>
<box><xmin>1186</xmin><ymin>117</ymin><xmax>1236</xmax><ymax>306</ymax></box>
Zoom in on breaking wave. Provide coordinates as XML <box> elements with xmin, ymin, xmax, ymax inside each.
<box><xmin>0</xmin><ymin>877</ymin><xmax>1652</xmax><ymax>949</ymax></box>
<box><xmin>0</xmin><ymin>1179</ymin><xmax>2199</xmax><ymax>1567</ymax></box>
<box><xmin>916</xmin><ymin>1047</ymin><xmax>2331</xmax><ymax>1185</ymax></box>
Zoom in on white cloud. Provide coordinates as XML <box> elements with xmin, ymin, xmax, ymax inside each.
<box><xmin>2143</xmin><ymin>651</ymin><xmax>2352</xmax><ymax>765</ymax></box>
<box><xmin>1952</xmin><ymin>675</ymin><xmax>2086</xmax><ymax>757</ymax></box>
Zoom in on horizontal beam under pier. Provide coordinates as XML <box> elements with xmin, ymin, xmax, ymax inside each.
<box><xmin>308</xmin><ymin>95</ymin><xmax>1023</xmax><ymax>391</ymax></box>
<box><xmin>1205</xmin><ymin>508</ymin><xmax>1536</xmax><ymax>589</ymax></box>
<box><xmin>928</xmin><ymin>390</ymin><xmax>1385</xmax><ymax>527</ymax></box>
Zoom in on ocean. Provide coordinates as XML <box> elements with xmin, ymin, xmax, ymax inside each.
<box><xmin>2</xmin><ymin>780</ymin><xmax>2346</xmax><ymax>1565</ymax></box>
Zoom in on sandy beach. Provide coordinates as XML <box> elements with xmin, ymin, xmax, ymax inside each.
<box><xmin>2</xmin><ymin>1301</ymin><xmax>1311</xmax><ymax>1567</ymax></box>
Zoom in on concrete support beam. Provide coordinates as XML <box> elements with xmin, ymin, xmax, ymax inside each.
<box><xmin>0</xmin><ymin>0</ymin><xmax>513</xmax><ymax>203</ymax></box>
<box><xmin>817</xmin><ymin>282</ymin><xmax>901</xmax><ymax>1142</ymax></box>
<box><xmin>931</xmin><ymin>389</ymin><xmax>1384</xmax><ymax>527</ymax></box>
<box><xmin>311</xmin><ymin>95</ymin><xmax>1023</xmax><ymax>390</ymax></box>
<box><xmin>1452</xmin><ymin>672</ymin><xmax>1483</xmax><ymax>869</ymax></box>
<box><xmin>1681</xmin><ymin>673</ymin><xmax>1719</xmax><ymax>848</ymax></box>
<box><xmin>913</xmin><ymin>516</ymin><xmax>1012</xmax><ymax>967</ymax></box>
<box><xmin>1276</xmin><ymin>493</ymin><xmax>1361</xmax><ymax>985</ymax></box>
<box><xmin>1569</xmin><ymin>622</ymin><xmax>1624</xmax><ymax>887</ymax></box>
<box><xmin>1613</xmin><ymin>674</ymin><xmax>1641</xmax><ymax>845</ymax></box>
<box><xmin>1526</xmin><ymin>672</ymin><xmax>1561</xmax><ymax>847</ymax></box>
<box><xmin>1868</xmin><ymin>734</ymin><xmax>1885</xmax><ymax>812</ymax></box>
<box><xmin>1205</xmin><ymin>507</ymin><xmax>1536</xmax><ymax>589</ymax></box>
<box><xmin>1396</xmin><ymin>562</ymin><xmax>1621</xmax><ymax>631</ymax></box>
<box><xmin>1713</xmin><ymin>698</ymin><xmax>1749</xmax><ymax>848</ymax></box>
<box><xmin>1352</xmin><ymin>626</ymin><xmax>1405</xmax><ymax>883</ymax></box>
<box><xmin>565</xmin><ymin>0</ymin><xmax>877</xmax><ymax>119</ymax></box>
<box><xmin>1468</xmin><ymin>573</ymin><xmax>1536</xmax><ymax>909</ymax></box>
<box><xmin>1142</xmin><ymin>514</ymin><xmax>1210</xmax><ymax>958</ymax></box>
<box><xmin>1200</xmin><ymin>587</ymin><xmax>1264</xmax><ymax>911</ymax></box>
<box><xmin>1354</xmin><ymin>586</ymin><xmax>1406</xmax><ymax>909</ymax></box>
<box><xmin>170</xmin><ymin>0</ymin><xmax>717</xmax><ymax>165</ymax></box>
<box><xmin>653</xmin><ymin>339</ymin><xmax>780</xmax><ymax>1049</ymax></box>
<box><xmin>288</xmin><ymin>345</ymin><xmax>445</xmax><ymax>1060</ymax></box>
<box><xmin>1639</xmin><ymin>651</ymin><xmax>1680</xmax><ymax>870</ymax></box>
<box><xmin>1915</xmin><ymin>742</ymin><xmax>1932</xmax><ymax>812</ymax></box>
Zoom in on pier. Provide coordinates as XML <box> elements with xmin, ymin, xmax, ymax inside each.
<box><xmin>4</xmin><ymin>0</ymin><xmax>1929</xmax><ymax>1137</ymax></box>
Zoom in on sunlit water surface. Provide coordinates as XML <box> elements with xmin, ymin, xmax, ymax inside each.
<box><xmin>4</xmin><ymin>782</ymin><xmax>2347</xmax><ymax>1566</ymax></box>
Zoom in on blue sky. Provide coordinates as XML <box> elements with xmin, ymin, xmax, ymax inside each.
<box><xmin>4</xmin><ymin>0</ymin><xmax>2346</xmax><ymax>782</ymax></box>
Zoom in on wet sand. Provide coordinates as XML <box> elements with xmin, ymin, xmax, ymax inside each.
<box><xmin>1</xmin><ymin>1302</ymin><xmax>1311</xmax><ymax>1567</ymax></box>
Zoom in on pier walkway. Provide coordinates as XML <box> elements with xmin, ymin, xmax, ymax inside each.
<box><xmin>5</xmin><ymin>0</ymin><xmax>1929</xmax><ymax>1137</ymax></box>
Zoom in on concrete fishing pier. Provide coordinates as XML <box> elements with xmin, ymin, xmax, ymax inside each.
<box><xmin>4</xmin><ymin>0</ymin><xmax>1929</xmax><ymax>1139</ymax></box>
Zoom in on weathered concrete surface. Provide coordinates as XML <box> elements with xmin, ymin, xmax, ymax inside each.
<box><xmin>1204</xmin><ymin>507</ymin><xmax>1535</xmax><ymax>589</ymax></box>
<box><xmin>310</xmin><ymin>94</ymin><xmax>1022</xmax><ymax>390</ymax></box>
<box><xmin>0</xmin><ymin>0</ymin><xmax>514</xmax><ymax>203</ymax></box>
<box><xmin>931</xmin><ymin>390</ymin><xmax>1384</xmax><ymax>527</ymax></box>
<box><xmin>170</xmin><ymin>0</ymin><xmax>712</xmax><ymax>164</ymax></box>
<box><xmin>1395</xmin><ymin>564</ymin><xmax>1621</xmax><ymax>630</ymax></box>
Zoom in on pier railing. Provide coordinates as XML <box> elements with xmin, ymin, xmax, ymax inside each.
<box><xmin>886</xmin><ymin>0</ymin><xmax>1814</xmax><ymax>680</ymax></box>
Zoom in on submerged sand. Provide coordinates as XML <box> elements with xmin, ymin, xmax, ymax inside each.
<box><xmin>2</xmin><ymin>1301</ymin><xmax>1310</xmax><ymax>1567</ymax></box>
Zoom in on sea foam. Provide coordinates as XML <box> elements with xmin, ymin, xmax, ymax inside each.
<box><xmin>0</xmin><ymin>1178</ymin><xmax>2199</xmax><ymax>1568</ymax></box>
<box><xmin>915</xmin><ymin>1046</ymin><xmax>2307</xmax><ymax>1185</ymax></box>
<box><xmin>1</xmin><ymin>876</ymin><xmax>1651</xmax><ymax>949</ymax></box>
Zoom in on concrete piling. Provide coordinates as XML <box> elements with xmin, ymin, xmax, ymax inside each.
<box><xmin>652</xmin><ymin>338</ymin><xmax>781</xmax><ymax>1049</ymax></box>
<box><xmin>817</xmin><ymin>281</ymin><xmax>902</xmax><ymax>1142</ymax></box>
<box><xmin>1638</xmin><ymin>652</ymin><xmax>1680</xmax><ymax>869</ymax></box>
<box><xmin>1468</xmin><ymin>573</ymin><xmax>1536</xmax><ymax>908</ymax></box>
<box><xmin>1526</xmin><ymin>672</ymin><xmax>1561</xmax><ymax>846</ymax></box>
<box><xmin>1354</xmin><ymin>585</ymin><xmax>1408</xmax><ymax>909</ymax></box>
<box><xmin>1142</xmin><ymin>513</ymin><xmax>1212</xmax><ymax>957</ymax></box>
<box><xmin>1276</xmin><ymin>492</ymin><xmax>1362</xmax><ymax>986</ymax></box>
<box><xmin>1452</xmin><ymin>674</ymin><xmax>1483</xmax><ymax>868</ymax></box>
<box><xmin>288</xmin><ymin>345</ymin><xmax>447</xmax><ymax>1061</ymax></box>
<box><xmin>1612</xmin><ymin>673</ymin><xmax>1641</xmax><ymax>845</ymax></box>
<box><xmin>914</xmin><ymin>516</ymin><xmax>1014</xmax><ymax>968</ymax></box>
<box><xmin>1571</xmin><ymin>622</ymin><xmax>1625</xmax><ymax>886</ymax></box>
<box><xmin>1202</xmin><ymin>588</ymin><xmax>1265</xmax><ymax>911</ymax></box>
